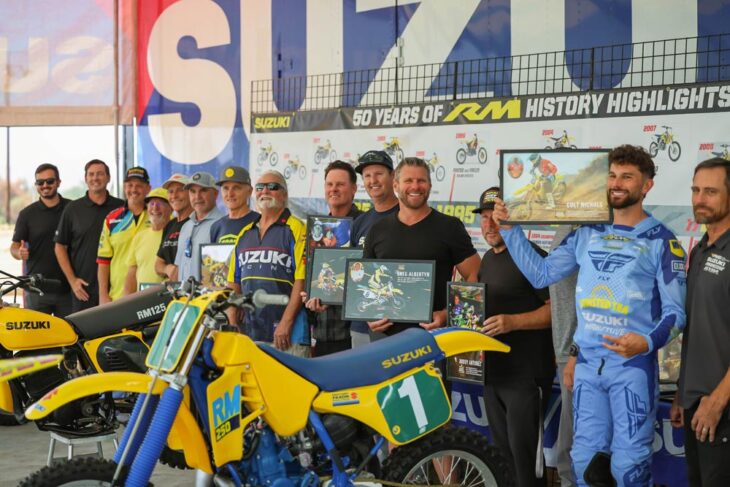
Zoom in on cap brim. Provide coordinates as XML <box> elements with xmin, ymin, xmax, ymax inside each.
<box><xmin>471</xmin><ymin>204</ymin><xmax>495</xmax><ymax>213</ymax></box>
<box><xmin>355</xmin><ymin>161</ymin><xmax>391</xmax><ymax>174</ymax></box>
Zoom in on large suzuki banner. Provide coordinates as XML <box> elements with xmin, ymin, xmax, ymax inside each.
<box><xmin>135</xmin><ymin>0</ymin><xmax>730</xmax><ymax>193</ymax></box>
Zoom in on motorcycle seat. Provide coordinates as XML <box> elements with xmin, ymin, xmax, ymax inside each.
<box><xmin>258</xmin><ymin>328</ymin><xmax>443</xmax><ymax>392</ymax></box>
<box><xmin>65</xmin><ymin>286</ymin><xmax>170</xmax><ymax>340</ymax></box>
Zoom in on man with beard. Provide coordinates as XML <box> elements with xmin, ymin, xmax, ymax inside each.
<box><xmin>97</xmin><ymin>167</ymin><xmax>151</xmax><ymax>303</ymax></box>
<box><xmin>210</xmin><ymin>166</ymin><xmax>258</xmax><ymax>244</ymax></box>
<box><xmin>672</xmin><ymin>158</ymin><xmax>730</xmax><ymax>485</ymax></box>
<box><xmin>55</xmin><ymin>159</ymin><xmax>124</xmax><ymax>311</ymax></box>
<box><xmin>175</xmin><ymin>172</ymin><xmax>223</xmax><ymax>282</ymax></box>
<box><xmin>227</xmin><ymin>170</ymin><xmax>309</xmax><ymax>357</ymax></box>
<box><xmin>12</xmin><ymin>163</ymin><xmax>71</xmax><ymax>316</ymax></box>
<box><xmin>475</xmin><ymin>186</ymin><xmax>554</xmax><ymax>487</ymax></box>
<box><xmin>123</xmin><ymin>188</ymin><xmax>173</xmax><ymax>294</ymax></box>
<box><xmin>492</xmin><ymin>145</ymin><xmax>686</xmax><ymax>486</ymax></box>
<box><xmin>155</xmin><ymin>173</ymin><xmax>193</xmax><ymax>281</ymax></box>
<box><xmin>303</xmin><ymin>161</ymin><xmax>362</xmax><ymax>356</ymax></box>
<box><xmin>364</xmin><ymin>157</ymin><xmax>480</xmax><ymax>335</ymax></box>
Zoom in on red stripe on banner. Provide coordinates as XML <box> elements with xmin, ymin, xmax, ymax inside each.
<box><xmin>137</xmin><ymin>0</ymin><xmax>180</xmax><ymax>120</ymax></box>
<box><xmin>448</xmin><ymin>173</ymin><xmax>456</xmax><ymax>202</ymax></box>
<box><xmin>309</xmin><ymin>169</ymin><xmax>315</xmax><ymax>197</ymax></box>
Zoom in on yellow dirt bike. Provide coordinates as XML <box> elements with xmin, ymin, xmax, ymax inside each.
<box><xmin>427</xmin><ymin>153</ymin><xmax>446</xmax><ymax>182</ymax></box>
<box><xmin>284</xmin><ymin>155</ymin><xmax>307</xmax><ymax>180</ymax></box>
<box><xmin>648</xmin><ymin>125</ymin><xmax>681</xmax><ymax>161</ymax></box>
<box><xmin>383</xmin><ymin>137</ymin><xmax>404</xmax><ymax>163</ymax></box>
<box><xmin>257</xmin><ymin>143</ymin><xmax>279</xmax><ymax>167</ymax></box>
<box><xmin>22</xmin><ymin>284</ymin><xmax>513</xmax><ymax>487</ymax></box>
<box><xmin>510</xmin><ymin>174</ymin><xmax>567</xmax><ymax>220</ymax></box>
<box><xmin>0</xmin><ymin>271</ymin><xmax>188</xmax><ymax>468</ymax></box>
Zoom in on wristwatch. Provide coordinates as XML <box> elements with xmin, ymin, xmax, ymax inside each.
<box><xmin>568</xmin><ymin>342</ymin><xmax>580</xmax><ymax>357</ymax></box>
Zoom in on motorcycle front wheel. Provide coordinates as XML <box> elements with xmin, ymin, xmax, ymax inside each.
<box><xmin>435</xmin><ymin>165</ymin><xmax>446</xmax><ymax>181</ymax></box>
<box><xmin>382</xmin><ymin>425</ymin><xmax>513</xmax><ymax>487</ymax></box>
<box><xmin>270</xmin><ymin>152</ymin><xmax>279</xmax><ymax>166</ymax></box>
<box><xmin>19</xmin><ymin>457</ymin><xmax>123</xmax><ymax>486</ymax></box>
<box><xmin>478</xmin><ymin>147</ymin><xmax>488</xmax><ymax>164</ymax></box>
<box><xmin>0</xmin><ymin>410</ymin><xmax>24</xmax><ymax>426</ymax></box>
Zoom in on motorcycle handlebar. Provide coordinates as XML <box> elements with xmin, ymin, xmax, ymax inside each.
<box><xmin>30</xmin><ymin>276</ymin><xmax>64</xmax><ymax>294</ymax></box>
<box><xmin>251</xmin><ymin>289</ymin><xmax>289</xmax><ymax>308</ymax></box>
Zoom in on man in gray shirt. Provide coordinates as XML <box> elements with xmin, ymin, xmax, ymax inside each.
<box><xmin>549</xmin><ymin>225</ymin><xmax>579</xmax><ymax>487</ymax></box>
<box><xmin>175</xmin><ymin>172</ymin><xmax>224</xmax><ymax>281</ymax></box>
<box><xmin>673</xmin><ymin>158</ymin><xmax>730</xmax><ymax>485</ymax></box>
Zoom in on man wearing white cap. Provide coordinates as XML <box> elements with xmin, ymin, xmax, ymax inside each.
<box><xmin>174</xmin><ymin>172</ymin><xmax>223</xmax><ymax>282</ymax></box>
<box><xmin>155</xmin><ymin>173</ymin><xmax>193</xmax><ymax>281</ymax></box>
<box><xmin>124</xmin><ymin>188</ymin><xmax>172</xmax><ymax>295</ymax></box>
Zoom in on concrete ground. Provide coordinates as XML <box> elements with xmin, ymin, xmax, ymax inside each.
<box><xmin>0</xmin><ymin>422</ymin><xmax>197</xmax><ymax>486</ymax></box>
<box><xmin>0</xmin><ymin>227</ymin><xmax>197</xmax><ymax>485</ymax></box>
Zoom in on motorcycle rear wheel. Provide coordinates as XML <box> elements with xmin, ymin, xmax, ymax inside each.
<box><xmin>0</xmin><ymin>410</ymin><xmax>24</xmax><ymax>426</ymax></box>
<box><xmin>382</xmin><ymin>425</ymin><xmax>513</xmax><ymax>486</ymax></box>
<box><xmin>19</xmin><ymin>457</ymin><xmax>129</xmax><ymax>487</ymax></box>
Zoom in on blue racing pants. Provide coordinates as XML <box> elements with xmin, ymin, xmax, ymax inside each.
<box><xmin>571</xmin><ymin>353</ymin><xmax>659</xmax><ymax>487</ymax></box>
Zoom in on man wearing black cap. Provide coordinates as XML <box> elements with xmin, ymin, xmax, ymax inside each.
<box><xmin>55</xmin><ymin>159</ymin><xmax>124</xmax><ymax>311</ymax></box>
<box><xmin>97</xmin><ymin>166</ymin><xmax>150</xmax><ymax>303</ymax></box>
<box><xmin>210</xmin><ymin>166</ymin><xmax>259</xmax><ymax>244</ymax></box>
<box><xmin>348</xmin><ymin>150</ymin><xmax>400</xmax><ymax>346</ymax></box>
<box><xmin>476</xmin><ymin>186</ymin><xmax>554</xmax><ymax>487</ymax></box>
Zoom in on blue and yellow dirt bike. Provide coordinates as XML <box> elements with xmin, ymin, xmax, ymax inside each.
<box><xmin>21</xmin><ymin>284</ymin><xmax>513</xmax><ymax>486</ymax></box>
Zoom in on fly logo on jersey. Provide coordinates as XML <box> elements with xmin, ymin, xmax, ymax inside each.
<box><xmin>625</xmin><ymin>387</ymin><xmax>648</xmax><ymax>439</ymax></box>
<box><xmin>239</xmin><ymin>249</ymin><xmax>292</xmax><ymax>268</ymax></box>
<box><xmin>588</xmin><ymin>251</ymin><xmax>635</xmax><ymax>273</ymax></box>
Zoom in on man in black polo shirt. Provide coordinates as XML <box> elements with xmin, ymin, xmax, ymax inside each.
<box><xmin>673</xmin><ymin>158</ymin><xmax>730</xmax><ymax>485</ymax></box>
<box><xmin>55</xmin><ymin>159</ymin><xmax>124</xmax><ymax>312</ymax></box>
<box><xmin>476</xmin><ymin>186</ymin><xmax>553</xmax><ymax>487</ymax></box>
<box><xmin>11</xmin><ymin>163</ymin><xmax>71</xmax><ymax>316</ymax></box>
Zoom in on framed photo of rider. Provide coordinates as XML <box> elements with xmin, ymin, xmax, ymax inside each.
<box><xmin>499</xmin><ymin>149</ymin><xmax>613</xmax><ymax>225</ymax></box>
<box><xmin>307</xmin><ymin>247</ymin><xmax>364</xmax><ymax>305</ymax></box>
<box><xmin>199</xmin><ymin>243</ymin><xmax>235</xmax><ymax>289</ymax></box>
<box><xmin>305</xmin><ymin>215</ymin><xmax>353</xmax><ymax>282</ymax></box>
<box><xmin>446</xmin><ymin>282</ymin><xmax>486</xmax><ymax>384</ymax></box>
<box><xmin>342</xmin><ymin>259</ymin><xmax>436</xmax><ymax>324</ymax></box>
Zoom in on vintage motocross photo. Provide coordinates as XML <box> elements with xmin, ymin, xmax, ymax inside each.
<box><xmin>305</xmin><ymin>215</ymin><xmax>353</xmax><ymax>280</ymax></box>
<box><xmin>343</xmin><ymin>259</ymin><xmax>435</xmax><ymax>323</ymax></box>
<box><xmin>199</xmin><ymin>243</ymin><xmax>234</xmax><ymax>289</ymax></box>
<box><xmin>446</xmin><ymin>282</ymin><xmax>486</xmax><ymax>383</ymax></box>
<box><xmin>500</xmin><ymin>149</ymin><xmax>612</xmax><ymax>225</ymax></box>
<box><xmin>307</xmin><ymin>247</ymin><xmax>363</xmax><ymax>305</ymax></box>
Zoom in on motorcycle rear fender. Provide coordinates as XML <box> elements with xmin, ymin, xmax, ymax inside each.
<box><xmin>432</xmin><ymin>328</ymin><xmax>510</xmax><ymax>357</ymax></box>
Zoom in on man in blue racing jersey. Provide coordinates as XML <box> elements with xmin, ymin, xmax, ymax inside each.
<box><xmin>492</xmin><ymin>145</ymin><xmax>686</xmax><ymax>486</ymax></box>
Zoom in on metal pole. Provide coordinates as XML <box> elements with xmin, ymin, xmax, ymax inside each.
<box><xmin>5</xmin><ymin>126</ymin><xmax>9</xmax><ymax>224</ymax></box>
<box><xmin>113</xmin><ymin>0</ymin><xmax>121</xmax><ymax>195</ymax></box>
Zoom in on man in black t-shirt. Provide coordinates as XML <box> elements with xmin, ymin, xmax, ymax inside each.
<box><xmin>155</xmin><ymin>173</ymin><xmax>193</xmax><ymax>281</ymax></box>
<box><xmin>12</xmin><ymin>163</ymin><xmax>71</xmax><ymax>316</ymax></box>
<box><xmin>54</xmin><ymin>159</ymin><xmax>124</xmax><ymax>312</ymax></box>
<box><xmin>364</xmin><ymin>157</ymin><xmax>480</xmax><ymax>335</ymax></box>
<box><xmin>475</xmin><ymin>186</ymin><xmax>554</xmax><ymax>487</ymax></box>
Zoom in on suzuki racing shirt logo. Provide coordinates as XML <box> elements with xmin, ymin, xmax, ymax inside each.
<box><xmin>588</xmin><ymin>251</ymin><xmax>635</xmax><ymax>273</ymax></box>
<box><xmin>239</xmin><ymin>250</ymin><xmax>292</xmax><ymax>268</ymax></box>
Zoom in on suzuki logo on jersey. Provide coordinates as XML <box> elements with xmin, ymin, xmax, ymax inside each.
<box><xmin>588</xmin><ymin>251</ymin><xmax>635</xmax><ymax>273</ymax></box>
<box><xmin>581</xmin><ymin>312</ymin><xmax>628</xmax><ymax>327</ymax></box>
<box><xmin>239</xmin><ymin>249</ymin><xmax>292</xmax><ymax>268</ymax></box>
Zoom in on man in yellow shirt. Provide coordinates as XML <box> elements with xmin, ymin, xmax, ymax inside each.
<box><xmin>124</xmin><ymin>188</ymin><xmax>172</xmax><ymax>294</ymax></box>
<box><xmin>97</xmin><ymin>167</ymin><xmax>150</xmax><ymax>302</ymax></box>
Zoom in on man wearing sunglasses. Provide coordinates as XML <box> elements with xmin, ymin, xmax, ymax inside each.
<box><xmin>227</xmin><ymin>171</ymin><xmax>310</xmax><ymax>357</ymax></box>
<box><xmin>175</xmin><ymin>171</ymin><xmax>223</xmax><ymax>282</ymax></box>
<box><xmin>11</xmin><ymin>163</ymin><xmax>71</xmax><ymax>316</ymax></box>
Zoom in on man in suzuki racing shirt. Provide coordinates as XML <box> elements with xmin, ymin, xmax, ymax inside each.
<box><xmin>227</xmin><ymin>170</ymin><xmax>310</xmax><ymax>357</ymax></box>
<box><xmin>529</xmin><ymin>153</ymin><xmax>558</xmax><ymax>209</ymax></box>
<box><xmin>493</xmin><ymin>145</ymin><xmax>686</xmax><ymax>486</ymax></box>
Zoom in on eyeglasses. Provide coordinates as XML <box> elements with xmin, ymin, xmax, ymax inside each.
<box><xmin>35</xmin><ymin>177</ymin><xmax>57</xmax><ymax>186</ymax></box>
<box><xmin>255</xmin><ymin>182</ymin><xmax>284</xmax><ymax>192</ymax></box>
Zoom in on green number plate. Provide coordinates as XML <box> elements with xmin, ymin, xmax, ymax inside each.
<box><xmin>376</xmin><ymin>369</ymin><xmax>451</xmax><ymax>443</ymax></box>
<box><xmin>146</xmin><ymin>301</ymin><xmax>202</xmax><ymax>372</ymax></box>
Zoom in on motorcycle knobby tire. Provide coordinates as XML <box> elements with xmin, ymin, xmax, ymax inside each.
<box><xmin>19</xmin><ymin>457</ymin><xmax>135</xmax><ymax>487</ymax></box>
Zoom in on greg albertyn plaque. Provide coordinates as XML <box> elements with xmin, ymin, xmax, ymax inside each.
<box><xmin>343</xmin><ymin>259</ymin><xmax>435</xmax><ymax>323</ymax></box>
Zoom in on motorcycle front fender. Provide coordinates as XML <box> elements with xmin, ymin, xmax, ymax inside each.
<box><xmin>432</xmin><ymin>328</ymin><xmax>510</xmax><ymax>357</ymax></box>
<box><xmin>25</xmin><ymin>371</ymin><xmax>167</xmax><ymax>421</ymax></box>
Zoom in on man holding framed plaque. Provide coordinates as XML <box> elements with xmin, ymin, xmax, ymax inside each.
<box><xmin>364</xmin><ymin>157</ymin><xmax>480</xmax><ymax>335</ymax></box>
<box><xmin>475</xmin><ymin>186</ymin><xmax>554</xmax><ymax>487</ymax></box>
<box><xmin>493</xmin><ymin>145</ymin><xmax>686</xmax><ymax>486</ymax></box>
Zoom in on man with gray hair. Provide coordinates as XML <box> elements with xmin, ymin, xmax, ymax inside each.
<box><xmin>175</xmin><ymin>171</ymin><xmax>223</xmax><ymax>282</ymax></box>
<box><xmin>227</xmin><ymin>170</ymin><xmax>310</xmax><ymax>357</ymax></box>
